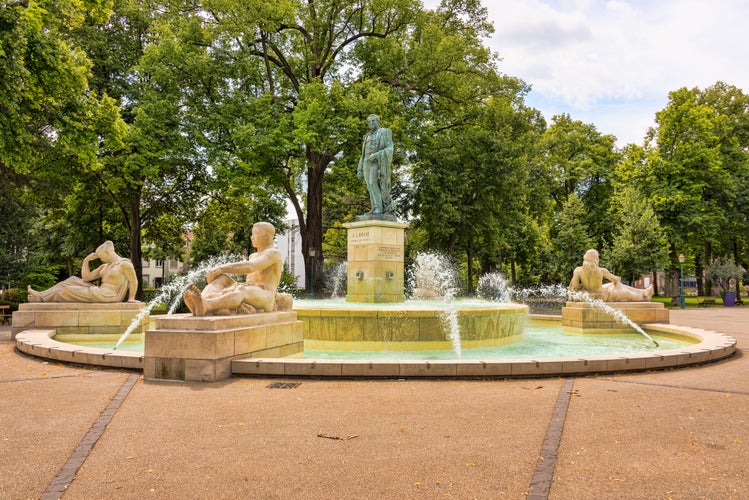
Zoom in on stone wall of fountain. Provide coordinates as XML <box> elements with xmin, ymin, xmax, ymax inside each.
<box><xmin>562</xmin><ymin>301</ymin><xmax>669</xmax><ymax>330</ymax></box>
<box><xmin>11</xmin><ymin>302</ymin><xmax>147</xmax><ymax>340</ymax></box>
<box><xmin>298</xmin><ymin>301</ymin><xmax>527</xmax><ymax>353</ymax></box>
<box><xmin>144</xmin><ymin>312</ymin><xmax>303</xmax><ymax>382</ymax></box>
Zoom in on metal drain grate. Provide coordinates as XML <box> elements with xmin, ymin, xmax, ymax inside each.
<box><xmin>267</xmin><ymin>382</ymin><xmax>301</xmax><ymax>389</ymax></box>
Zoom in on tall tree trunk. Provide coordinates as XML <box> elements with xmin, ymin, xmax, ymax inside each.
<box><xmin>733</xmin><ymin>239</ymin><xmax>743</xmax><ymax>302</ymax></box>
<box><xmin>447</xmin><ymin>232</ymin><xmax>457</xmax><ymax>256</ymax></box>
<box><xmin>304</xmin><ymin>148</ymin><xmax>331</xmax><ymax>294</ymax></box>
<box><xmin>704</xmin><ymin>240</ymin><xmax>713</xmax><ymax>294</ymax></box>
<box><xmin>466</xmin><ymin>236</ymin><xmax>474</xmax><ymax>294</ymax></box>
<box><xmin>511</xmin><ymin>260</ymin><xmax>516</xmax><ymax>284</ymax></box>
<box><xmin>695</xmin><ymin>250</ymin><xmax>704</xmax><ymax>296</ymax></box>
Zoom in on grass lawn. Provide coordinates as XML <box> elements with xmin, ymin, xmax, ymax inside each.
<box><xmin>651</xmin><ymin>295</ymin><xmax>743</xmax><ymax>308</ymax></box>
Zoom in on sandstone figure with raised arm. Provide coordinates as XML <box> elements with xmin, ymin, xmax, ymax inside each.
<box><xmin>183</xmin><ymin>222</ymin><xmax>292</xmax><ymax>316</ymax></box>
<box><xmin>27</xmin><ymin>241</ymin><xmax>138</xmax><ymax>303</ymax></box>
<box><xmin>568</xmin><ymin>249</ymin><xmax>654</xmax><ymax>302</ymax></box>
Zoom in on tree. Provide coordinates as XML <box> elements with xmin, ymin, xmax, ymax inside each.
<box><xmin>411</xmin><ymin>91</ymin><xmax>540</xmax><ymax>290</ymax></box>
<box><xmin>705</xmin><ymin>256</ymin><xmax>744</xmax><ymax>293</ymax></box>
<box><xmin>189</xmin><ymin>185</ymin><xmax>288</xmax><ymax>265</ymax></box>
<box><xmin>66</xmin><ymin>0</ymin><xmax>213</xmax><ymax>296</ymax></box>
<box><xmin>0</xmin><ymin>181</ymin><xmax>35</xmax><ymax>289</ymax></box>
<box><xmin>535</xmin><ymin>114</ymin><xmax>619</xmax><ymax>249</ymax></box>
<box><xmin>139</xmin><ymin>0</ymin><xmax>504</xmax><ymax>293</ymax></box>
<box><xmin>1</xmin><ymin>0</ymin><xmax>127</xmax><ymax>285</ymax></box>
<box><xmin>638</xmin><ymin>84</ymin><xmax>743</xmax><ymax>295</ymax></box>
<box><xmin>605</xmin><ymin>186</ymin><xmax>669</xmax><ymax>287</ymax></box>
<box><xmin>0</xmin><ymin>0</ymin><xmax>119</xmax><ymax>177</ymax></box>
<box><xmin>548</xmin><ymin>194</ymin><xmax>595</xmax><ymax>283</ymax></box>
<box><xmin>695</xmin><ymin>82</ymin><xmax>749</xmax><ymax>285</ymax></box>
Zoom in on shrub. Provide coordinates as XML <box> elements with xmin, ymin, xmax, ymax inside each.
<box><xmin>706</xmin><ymin>256</ymin><xmax>744</xmax><ymax>291</ymax></box>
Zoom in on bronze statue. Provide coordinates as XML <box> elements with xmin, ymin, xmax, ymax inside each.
<box><xmin>357</xmin><ymin>114</ymin><xmax>394</xmax><ymax>216</ymax></box>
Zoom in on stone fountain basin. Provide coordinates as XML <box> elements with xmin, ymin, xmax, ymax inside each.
<box><xmin>14</xmin><ymin>319</ymin><xmax>736</xmax><ymax>379</ymax></box>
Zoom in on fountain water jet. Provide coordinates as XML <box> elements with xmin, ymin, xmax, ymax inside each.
<box><xmin>409</xmin><ymin>252</ymin><xmax>463</xmax><ymax>357</ymax></box>
<box><xmin>477</xmin><ymin>272</ymin><xmax>660</xmax><ymax>346</ymax></box>
<box><xmin>113</xmin><ymin>254</ymin><xmax>242</xmax><ymax>349</ymax></box>
<box><xmin>567</xmin><ymin>290</ymin><xmax>659</xmax><ymax>346</ymax></box>
<box><xmin>326</xmin><ymin>261</ymin><xmax>348</xmax><ymax>297</ymax></box>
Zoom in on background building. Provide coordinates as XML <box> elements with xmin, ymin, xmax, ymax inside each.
<box><xmin>275</xmin><ymin>219</ymin><xmax>306</xmax><ymax>288</ymax></box>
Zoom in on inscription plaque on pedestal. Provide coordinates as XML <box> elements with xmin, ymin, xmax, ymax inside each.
<box><xmin>343</xmin><ymin>220</ymin><xmax>408</xmax><ymax>303</ymax></box>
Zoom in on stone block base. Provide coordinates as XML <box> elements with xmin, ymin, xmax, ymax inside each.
<box><xmin>11</xmin><ymin>302</ymin><xmax>146</xmax><ymax>340</ymax></box>
<box><xmin>144</xmin><ymin>312</ymin><xmax>304</xmax><ymax>382</ymax></box>
<box><xmin>561</xmin><ymin>301</ymin><xmax>669</xmax><ymax>330</ymax></box>
<box><xmin>344</xmin><ymin>220</ymin><xmax>408</xmax><ymax>303</ymax></box>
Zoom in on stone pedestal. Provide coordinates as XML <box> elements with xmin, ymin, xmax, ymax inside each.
<box><xmin>144</xmin><ymin>312</ymin><xmax>304</xmax><ymax>382</ymax></box>
<box><xmin>296</xmin><ymin>303</ymin><xmax>527</xmax><ymax>351</ymax></box>
<box><xmin>561</xmin><ymin>301</ymin><xmax>669</xmax><ymax>330</ymax></box>
<box><xmin>344</xmin><ymin>220</ymin><xmax>408</xmax><ymax>303</ymax></box>
<box><xmin>11</xmin><ymin>302</ymin><xmax>147</xmax><ymax>340</ymax></box>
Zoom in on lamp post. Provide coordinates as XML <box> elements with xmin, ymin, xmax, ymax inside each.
<box><xmin>678</xmin><ymin>253</ymin><xmax>685</xmax><ymax>309</ymax></box>
<box><xmin>308</xmin><ymin>249</ymin><xmax>316</xmax><ymax>298</ymax></box>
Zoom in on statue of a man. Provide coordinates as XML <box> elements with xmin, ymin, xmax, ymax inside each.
<box><xmin>357</xmin><ymin>114</ymin><xmax>394</xmax><ymax>216</ymax></box>
<box><xmin>568</xmin><ymin>249</ymin><xmax>654</xmax><ymax>302</ymax></box>
<box><xmin>183</xmin><ymin>222</ymin><xmax>292</xmax><ymax>316</ymax></box>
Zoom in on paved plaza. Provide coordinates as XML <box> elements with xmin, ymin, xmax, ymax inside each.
<box><xmin>1</xmin><ymin>308</ymin><xmax>747</xmax><ymax>499</ymax></box>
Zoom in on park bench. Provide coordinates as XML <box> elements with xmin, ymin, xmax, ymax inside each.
<box><xmin>697</xmin><ymin>298</ymin><xmax>716</xmax><ymax>307</ymax></box>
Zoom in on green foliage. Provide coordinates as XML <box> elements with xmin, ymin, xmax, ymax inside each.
<box><xmin>322</xmin><ymin>223</ymin><xmax>349</xmax><ymax>262</ymax></box>
<box><xmin>548</xmin><ymin>194</ymin><xmax>595</xmax><ymax>283</ymax></box>
<box><xmin>0</xmin><ymin>181</ymin><xmax>35</xmax><ymax>287</ymax></box>
<box><xmin>627</xmin><ymin>82</ymin><xmax>749</xmax><ymax>294</ymax></box>
<box><xmin>605</xmin><ymin>186</ymin><xmax>670</xmax><ymax>283</ymax></box>
<box><xmin>1</xmin><ymin>0</ymin><xmax>111</xmax><ymax>175</ymax></box>
<box><xmin>1</xmin><ymin>289</ymin><xmax>24</xmax><ymax>305</ymax></box>
<box><xmin>189</xmin><ymin>190</ymin><xmax>287</xmax><ymax>264</ymax></box>
<box><xmin>643</xmin><ymin>86</ymin><xmax>730</xmax><ymax>246</ymax></box>
<box><xmin>24</xmin><ymin>266</ymin><xmax>63</xmax><ymax>292</ymax></box>
<box><xmin>278</xmin><ymin>263</ymin><xmax>299</xmax><ymax>294</ymax></box>
<box><xmin>706</xmin><ymin>257</ymin><xmax>744</xmax><ymax>291</ymax></box>
<box><xmin>4</xmin><ymin>0</ymin><xmax>747</xmax><ymax>299</ymax></box>
<box><xmin>535</xmin><ymin>114</ymin><xmax>619</xmax><ymax>248</ymax></box>
<box><xmin>411</xmin><ymin>87</ymin><xmax>540</xmax><ymax>286</ymax></box>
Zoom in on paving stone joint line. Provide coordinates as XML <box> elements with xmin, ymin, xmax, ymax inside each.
<box><xmin>39</xmin><ymin>373</ymin><xmax>140</xmax><ymax>500</ymax></box>
<box><xmin>526</xmin><ymin>377</ymin><xmax>575</xmax><ymax>499</ymax></box>
<box><xmin>599</xmin><ymin>377</ymin><xmax>749</xmax><ymax>396</ymax></box>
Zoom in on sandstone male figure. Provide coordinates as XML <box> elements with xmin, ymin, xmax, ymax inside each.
<box><xmin>357</xmin><ymin>114</ymin><xmax>394</xmax><ymax>216</ymax></box>
<box><xmin>184</xmin><ymin>222</ymin><xmax>291</xmax><ymax>316</ymax></box>
<box><xmin>568</xmin><ymin>249</ymin><xmax>654</xmax><ymax>302</ymax></box>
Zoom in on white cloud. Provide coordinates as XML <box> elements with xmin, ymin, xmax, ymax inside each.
<box><xmin>478</xmin><ymin>0</ymin><xmax>749</xmax><ymax>144</ymax></box>
<box><xmin>411</xmin><ymin>0</ymin><xmax>746</xmax><ymax>145</ymax></box>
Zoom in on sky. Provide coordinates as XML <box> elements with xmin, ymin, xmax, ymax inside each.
<box><xmin>424</xmin><ymin>0</ymin><xmax>749</xmax><ymax>146</ymax></box>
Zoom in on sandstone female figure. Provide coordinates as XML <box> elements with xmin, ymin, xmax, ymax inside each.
<box><xmin>27</xmin><ymin>241</ymin><xmax>138</xmax><ymax>303</ymax></box>
<box><xmin>568</xmin><ymin>249</ymin><xmax>654</xmax><ymax>302</ymax></box>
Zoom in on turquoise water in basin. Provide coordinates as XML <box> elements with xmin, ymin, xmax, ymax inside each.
<box><xmin>304</xmin><ymin>322</ymin><xmax>693</xmax><ymax>360</ymax></box>
<box><xmin>64</xmin><ymin>322</ymin><xmax>694</xmax><ymax>360</ymax></box>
